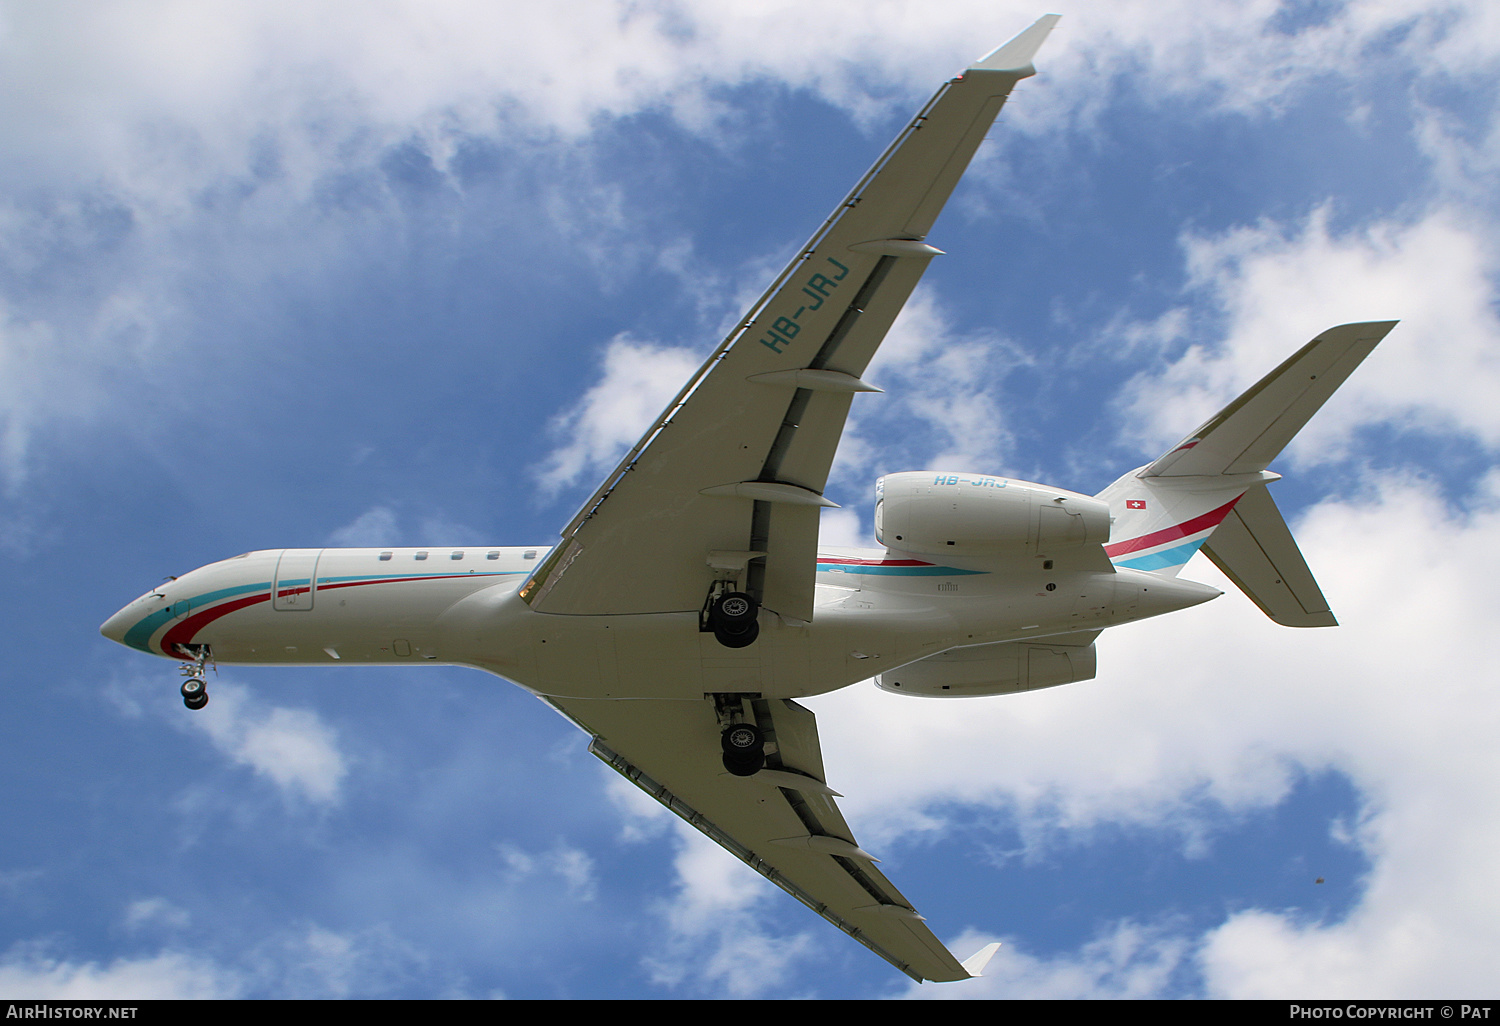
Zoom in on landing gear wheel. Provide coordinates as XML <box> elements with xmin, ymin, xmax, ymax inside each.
<box><xmin>721</xmin><ymin>722</ymin><xmax>763</xmax><ymax>755</ymax></box>
<box><xmin>705</xmin><ymin>591</ymin><xmax>760</xmax><ymax>649</ymax></box>
<box><xmin>722</xmin><ymin>749</ymin><xmax>765</xmax><ymax>776</ymax></box>
<box><xmin>711</xmin><ymin>592</ymin><xmax>758</xmax><ymax>626</ymax></box>
<box><xmin>181</xmin><ymin>678</ymin><xmax>206</xmax><ymax>701</ymax></box>
<box><xmin>184</xmin><ymin>692</ymin><xmax>208</xmax><ymax>711</ymax></box>
<box><xmin>720</xmin><ymin>721</ymin><xmax>764</xmax><ymax>775</ymax></box>
<box><xmin>712</xmin><ymin>621</ymin><xmax>759</xmax><ymax>649</ymax></box>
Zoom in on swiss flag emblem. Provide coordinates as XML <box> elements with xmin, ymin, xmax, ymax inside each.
<box><xmin>1126</xmin><ymin>499</ymin><xmax>1146</xmax><ymax>510</ymax></box>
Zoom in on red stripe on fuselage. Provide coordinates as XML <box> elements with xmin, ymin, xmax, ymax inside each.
<box><xmin>159</xmin><ymin>593</ymin><xmax>271</xmax><ymax>659</ymax></box>
<box><xmin>153</xmin><ymin>573</ymin><xmax>510</xmax><ymax>657</ymax></box>
<box><xmin>1103</xmin><ymin>496</ymin><xmax>1242</xmax><ymax>557</ymax></box>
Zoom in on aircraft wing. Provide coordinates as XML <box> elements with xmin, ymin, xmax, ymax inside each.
<box><xmin>522</xmin><ymin>16</ymin><xmax>1061</xmax><ymax>622</ymax></box>
<box><xmin>543</xmin><ymin>693</ymin><xmax>976</xmax><ymax>982</ymax></box>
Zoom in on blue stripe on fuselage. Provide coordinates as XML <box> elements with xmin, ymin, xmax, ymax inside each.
<box><xmin>1111</xmin><ymin>539</ymin><xmax>1205</xmax><ymax>572</ymax></box>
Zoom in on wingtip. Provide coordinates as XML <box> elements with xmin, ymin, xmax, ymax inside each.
<box><xmin>960</xmin><ymin>940</ymin><xmax>1003</xmax><ymax>978</ymax></box>
<box><xmin>1323</xmin><ymin>318</ymin><xmax>1400</xmax><ymax>340</ymax></box>
<box><xmin>968</xmin><ymin>14</ymin><xmax>1062</xmax><ymax>75</ymax></box>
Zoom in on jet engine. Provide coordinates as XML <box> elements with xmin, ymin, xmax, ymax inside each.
<box><xmin>874</xmin><ymin>472</ymin><xmax>1111</xmax><ymax>557</ymax></box>
<box><xmin>876</xmin><ymin>635</ymin><xmax>1098</xmax><ymax>697</ymax></box>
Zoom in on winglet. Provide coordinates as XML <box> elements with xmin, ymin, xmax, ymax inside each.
<box><xmin>961</xmin><ymin>941</ymin><xmax>1003</xmax><ymax>978</ymax></box>
<box><xmin>969</xmin><ymin>14</ymin><xmax>1062</xmax><ymax>76</ymax></box>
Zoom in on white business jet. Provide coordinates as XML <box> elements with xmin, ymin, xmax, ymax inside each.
<box><xmin>100</xmin><ymin>15</ymin><xmax>1394</xmax><ymax>983</ymax></box>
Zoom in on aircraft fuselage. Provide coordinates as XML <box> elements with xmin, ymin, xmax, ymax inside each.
<box><xmin>101</xmin><ymin>545</ymin><xmax>1219</xmax><ymax>701</ymax></box>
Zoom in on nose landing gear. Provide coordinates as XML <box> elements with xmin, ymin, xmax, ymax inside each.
<box><xmin>176</xmin><ymin>645</ymin><xmax>215</xmax><ymax>710</ymax></box>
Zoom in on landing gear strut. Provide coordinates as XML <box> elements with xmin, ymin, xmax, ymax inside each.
<box><xmin>176</xmin><ymin>645</ymin><xmax>214</xmax><ymax>710</ymax></box>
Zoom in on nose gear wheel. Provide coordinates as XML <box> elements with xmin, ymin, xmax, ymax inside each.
<box><xmin>177</xmin><ymin>646</ymin><xmax>215</xmax><ymax>710</ymax></box>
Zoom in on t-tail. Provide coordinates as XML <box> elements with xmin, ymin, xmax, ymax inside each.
<box><xmin>1095</xmin><ymin>321</ymin><xmax>1397</xmax><ymax>627</ymax></box>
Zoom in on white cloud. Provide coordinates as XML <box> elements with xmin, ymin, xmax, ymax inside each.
<box><xmin>1117</xmin><ymin>205</ymin><xmax>1500</xmax><ymax>464</ymax></box>
<box><xmin>0</xmin><ymin>945</ymin><xmax>242</xmax><ymax>999</ymax></box>
<box><xmin>804</xmin><ymin>470</ymin><xmax>1500</xmax><ymax>997</ymax></box>
<box><xmin>5</xmin><ymin>0</ymin><xmax>1499</xmax><ymax>490</ymax></box>
<box><xmin>906</xmin><ymin>923</ymin><xmax>1190</xmax><ymax>1000</ymax></box>
<box><xmin>326</xmin><ymin>505</ymin><xmax>400</xmax><ymax>547</ymax></box>
<box><xmin>263</xmin><ymin>924</ymin><xmax>430</xmax><ymax>999</ymax></box>
<box><xmin>186</xmin><ymin>681</ymin><xmax>348</xmax><ymax>805</ymax></box>
<box><xmin>1189</xmin><ymin>479</ymin><xmax>1500</xmax><ymax>997</ymax></box>
<box><xmin>835</xmin><ymin>288</ymin><xmax>1028</xmax><ymax>487</ymax></box>
<box><xmin>124</xmin><ymin>897</ymin><xmax>191</xmax><ymax>932</ymax></box>
<box><xmin>532</xmin><ymin>334</ymin><xmax>701</xmax><ymax>495</ymax></box>
<box><xmin>495</xmin><ymin>841</ymin><xmax>599</xmax><ymax>902</ymax></box>
<box><xmin>601</xmin><ymin>762</ymin><xmax>820</xmax><ymax>995</ymax></box>
<box><xmin>642</xmin><ymin>826</ymin><xmax>818</xmax><ymax>998</ymax></box>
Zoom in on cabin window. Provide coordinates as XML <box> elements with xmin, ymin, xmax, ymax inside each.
<box><xmin>523</xmin><ymin>550</ymin><xmax>537</xmax><ymax>559</ymax></box>
<box><xmin>486</xmin><ymin>551</ymin><xmax>499</xmax><ymax>560</ymax></box>
<box><xmin>450</xmin><ymin>551</ymin><xmax>463</xmax><ymax>560</ymax></box>
<box><xmin>379</xmin><ymin>552</ymin><xmax>393</xmax><ymax>561</ymax></box>
<box><xmin>415</xmin><ymin>551</ymin><xmax>428</xmax><ymax>561</ymax></box>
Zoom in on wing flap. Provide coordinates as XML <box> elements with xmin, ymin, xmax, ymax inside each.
<box><xmin>547</xmin><ymin>694</ymin><xmax>972</xmax><ymax>982</ymax></box>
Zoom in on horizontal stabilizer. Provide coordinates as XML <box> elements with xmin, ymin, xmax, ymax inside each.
<box><xmin>1201</xmin><ymin>485</ymin><xmax>1336</xmax><ymax>627</ymax></box>
<box><xmin>1145</xmin><ymin>321</ymin><xmax>1396</xmax><ymax>478</ymax></box>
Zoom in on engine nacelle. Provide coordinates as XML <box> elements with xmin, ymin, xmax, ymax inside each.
<box><xmin>876</xmin><ymin>637</ymin><xmax>1097</xmax><ymax>697</ymax></box>
<box><xmin>874</xmin><ymin>471</ymin><xmax>1111</xmax><ymax>558</ymax></box>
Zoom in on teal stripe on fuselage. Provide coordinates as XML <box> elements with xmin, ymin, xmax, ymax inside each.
<box><xmin>816</xmin><ymin>563</ymin><xmax>985</xmax><ymax>577</ymax></box>
<box><xmin>121</xmin><ymin>581</ymin><xmax>272</xmax><ymax>654</ymax></box>
<box><xmin>316</xmin><ymin>571</ymin><xmax>519</xmax><ymax>585</ymax></box>
<box><xmin>1112</xmin><ymin>539</ymin><xmax>1205</xmax><ymax>572</ymax></box>
<box><xmin>121</xmin><ymin>571</ymin><xmax>523</xmax><ymax>655</ymax></box>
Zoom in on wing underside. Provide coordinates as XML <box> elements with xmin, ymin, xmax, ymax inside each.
<box><xmin>521</xmin><ymin>17</ymin><xmax>1065</xmax><ymax>983</ymax></box>
<box><xmin>544</xmin><ymin>694</ymin><xmax>973</xmax><ymax>982</ymax></box>
<box><xmin>523</xmin><ymin>17</ymin><xmax>1062</xmax><ymax>623</ymax></box>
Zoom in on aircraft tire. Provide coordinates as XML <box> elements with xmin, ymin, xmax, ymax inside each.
<box><xmin>712</xmin><ymin>621</ymin><xmax>759</xmax><ymax>649</ymax></box>
<box><xmin>184</xmin><ymin>692</ymin><xmax>208</xmax><ymax>711</ymax></box>
<box><xmin>722</xmin><ymin>749</ymin><xmax>765</xmax><ymax>777</ymax></box>
<box><xmin>181</xmin><ymin>677</ymin><xmax>206</xmax><ymax>700</ymax></box>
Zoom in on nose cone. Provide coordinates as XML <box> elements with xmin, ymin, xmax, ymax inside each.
<box><xmin>101</xmin><ymin>588</ymin><xmax>169</xmax><ymax>650</ymax></box>
<box><xmin>100</xmin><ymin>605</ymin><xmax>134</xmax><ymax>645</ymax></box>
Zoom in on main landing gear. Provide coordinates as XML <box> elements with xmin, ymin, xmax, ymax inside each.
<box><xmin>721</xmin><ymin>720</ymin><xmax>765</xmax><ymax>776</ymax></box>
<box><xmin>176</xmin><ymin>645</ymin><xmax>214</xmax><ymax>711</ymax></box>
<box><xmin>714</xmin><ymin>694</ymin><xmax>766</xmax><ymax>777</ymax></box>
<box><xmin>704</xmin><ymin>590</ymin><xmax>760</xmax><ymax>649</ymax></box>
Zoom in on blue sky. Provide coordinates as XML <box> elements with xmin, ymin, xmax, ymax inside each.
<box><xmin>4</xmin><ymin>0</ymin><xmax>1500</xmax><ymax>999</ymax></box>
